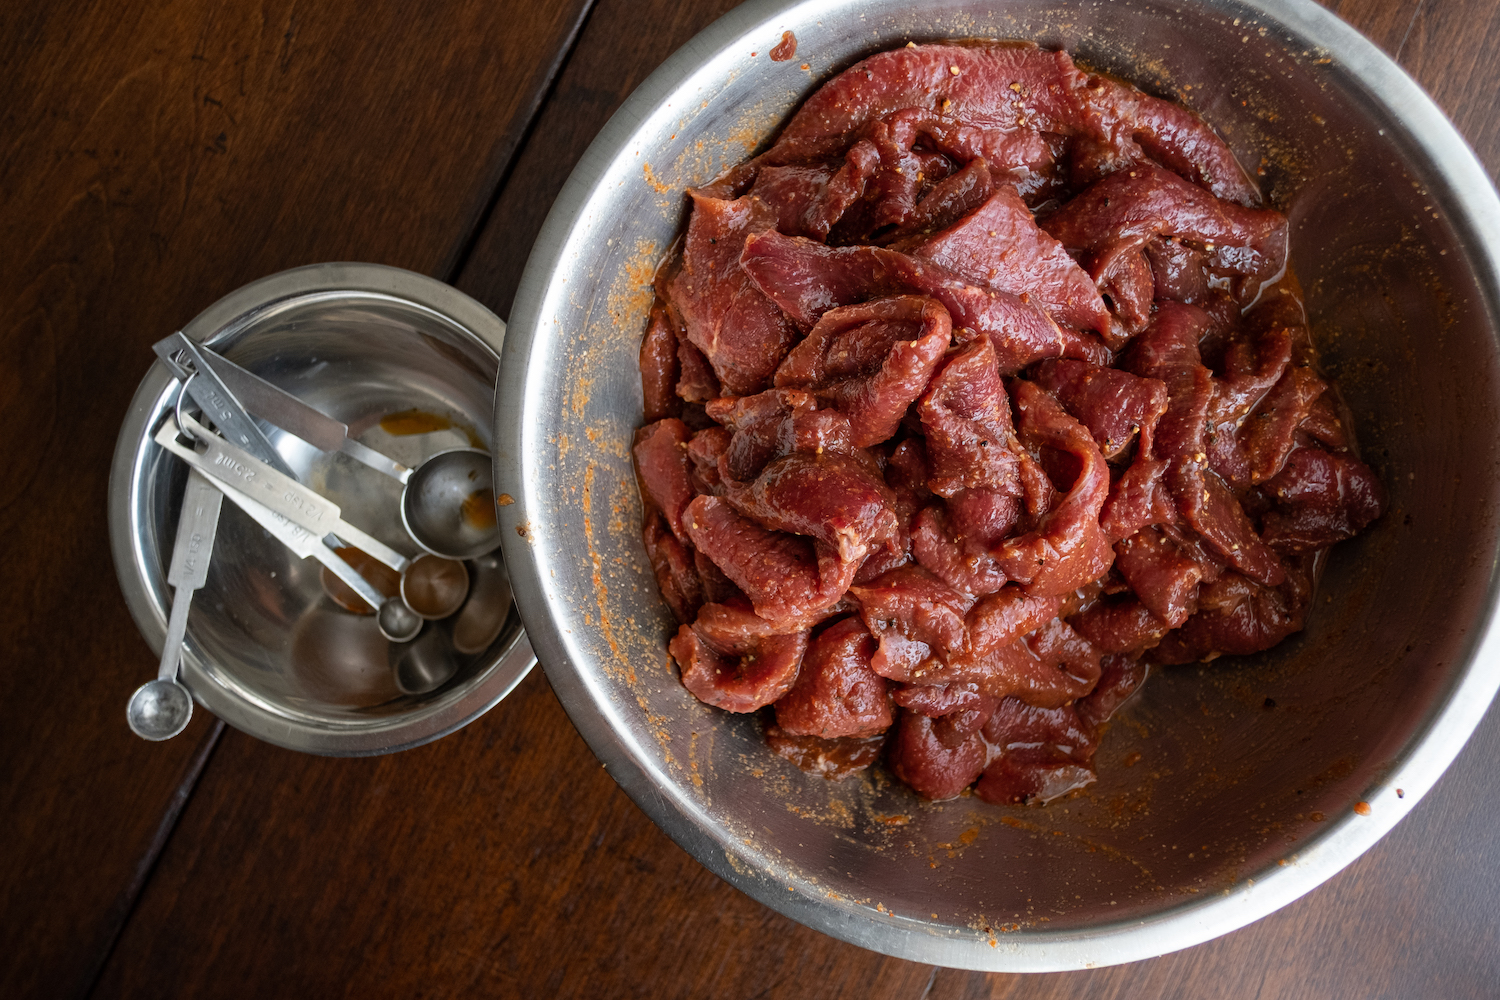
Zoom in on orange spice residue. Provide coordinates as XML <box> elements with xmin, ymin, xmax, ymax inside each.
<box><xmin>581</xmin><ymin>462</ymin><xmax>628</xmax><ymax>675</ymax></box>
<box><xmin>320</xmin><ymin>546</ymin><xmax>401</xmax><ymax>613</ymax></box>
<box><xmin>380</xmin><ymin>409</ymin><xmax>455</xmax><ymax>436</ymax></box>
<box><xmin>607</xmin><ymin>238</ymin><xmax>661</xmax><ymax>333</ymax></box>
<box><xmin>643</xmin><ymin>161</ymin><xmax>671</xmax><ymax>194</ymax></box>
<box><xmin>770</xmin><ymin>30</ymin><xmax>797</xmax><ymax>61</ymax></box>
<box><xmin>496</xmin><ymin>493</ymin><xmax>515</xmax><ymax>506</ymax></box>
<box><xmin>462</xmin><ymin>488</ymin><xmax>497</xmax><ymax>530</ymax></box>
<box><xmin>1353</xmin><ymin>801</ymin><xmax>1372</xmax><ymax>816</ymax></box>
<box><xmin>379</xmin><ymin>408</ymin><xmax>485</xmax><ymax>448</ymax></box>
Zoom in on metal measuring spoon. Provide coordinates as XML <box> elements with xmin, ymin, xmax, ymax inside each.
<box><xmin>157</xmin><ymin>338</ymin><xmax>435</xmax><ymax>634</ymax></box>
<box><xmin>153</xmin><ymin>418</ymin><xmax>421</xmax><ymax>642</ymax></box>
<box><xmin>400</xmin><ymin>449</ymin><xmax>499</xmax><ymax>560</ymax></box>
<box><xmin>161</xmin><ymin>334</ymin><xmax>502</xmax><ymax>560</ymax></box>
<box><xmin>451</xmin><ymin>553</ymin><xmax>514</xmax><ymax>655</ymax></box>
<box><xmin>171</xmin><ymin>411</ymin><xmax>427</xmax><ymax>638</ymax></box>
<box><xmin>220</xmin><ymin>479</ymin><xmax>421</xmax><ymax>643</ymax></box>
<box><xmin>320</xmin><ymin>551</ymin><xmax>467</xmax><ymax>633</ymax></box>
<box><xmin>127</xmin><ymin>471</ymin><xmax>222</xmax><ymax>740</ymax></box>
<box><xmin>128</xmin><ymin>364</ymin><xmax>274</xmax><ymax>738</ymax></box>
<box><xmin>400</xmin><ymin>554</ymin><xmax>470</xmax><ymax>620</ymax></box>
<box><xmin>393</xmin><ymin>623</ymin><xmax>459</xmax><ymax>695</ymax></box>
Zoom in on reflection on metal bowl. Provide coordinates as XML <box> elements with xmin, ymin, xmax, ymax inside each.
<box><xmin>496</xmin><ymin>0</ymin><xmax>1500</xmax><ymax>972</ymax></box>
<box><xmin>290</xmin><ymin>606</ymin><xmax>400</xmax><ymax>707</ymax></box>
<box><xmin>110</xmin><ymin>263</ymin><xmax>534</xmax><ymax>756</ymax></box>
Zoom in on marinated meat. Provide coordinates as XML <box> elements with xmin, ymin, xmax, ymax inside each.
<box><xmin>889</xmin><ymin>710</ymin><xmax>988</xmax><ymax>800</ymax></box>
<box><xmin>683</xmin><ymin>495</ymin><xmax>848</xmax><ymax>626</ymax></box>
<box><xmin>909</xmin><ymin>491</ymin><xmax>1014</xmax><ymax>597</ymax></box>
<box><xmin>918</xmin><ymin>337</ymin><xmax>1022</xmax><ymax>497</ymax></box>
<box><xmin>1261</xmin><ymin>447</ymin><xmax>1385</xmax><ymax>551</ymax></box>
<box><xmin>1029</xmin><ymin>359</ymin><xmax>1168</xmax><ymax>460</ymax></box>
<box><xmin>640</xmin><ymin>303</ymin><xmax>682</xmax><ymax>422</ymax></box>
<box><xmin>903</xmin><ymin>184</ymin><xmax>1109</xmax><ymax>335</ymax></box>
<box><xmin>975</xmin><ymin>699</ymin><xmax>1099</xmax><ymax>805</ymax></box>
<box><xmin>741</xmin><ymin>230</ymin><xmax>1111</xmax><ymax>373</ymax></box>
<box><xmin>774</xmin><ymin>616</ymin><xmax>894</xmax><ymax>738</ymax></box>
<box><xmin>670</xmin><ymin>194</ymin><xmax>800</xmax><ymax>395</ymax></box>
<box><xmin>1041</xmin><ymin>163</ymin><xmax>1288</xmax><ymax>298</ymax></box>
<box><xmin>849</xmin><ymin>564</ymin><xmax>973</xmax><ymax>680</ymax></box>
<box><xmin>775</xmin><ymin>295</ymin><xmax>952</xmax><ymax>446</ymax></box>
<box><xmin>993</xmin><ymin>380</ymin><xmax>1112</xmax><ymax>596</ymax></box>
<box><xmin>633</xmin><ymin>418</ymin><xmax>694</xmax><ymax>542</ymax></box>
<box><xmin>721</xmin><ymin>451</ymin><xmax>899</xmax><ymax>567</ymax></box>
<box><xmin>671</xmin><ymin>600</ymin><xmax>810</xmax><ymax>713</ymax></box>
<box><xmin>636</xmin><ymin>40</ymin><xmax>1383</xmax><ymax>807</ymax></box>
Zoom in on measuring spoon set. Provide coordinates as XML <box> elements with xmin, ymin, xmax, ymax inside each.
<box><xmin>126</xmin><ymin>335</ymin><xmax>503</xmax><ymax>740</ymax></box>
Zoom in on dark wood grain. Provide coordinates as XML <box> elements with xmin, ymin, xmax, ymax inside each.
<box><xmin>1324</xmin><ymin>0</ymin><xmax>1425</xmax><ymax>55</ymax></box>
<box><xmin>453</xmin><ymin>0</ymin><xmax>745</xmax><ymax>320</ymax></box>
<box><xmin>8</xmin><ymin>0</ymin><xmax>1500</xmax><ymax>997</ymax></box>
<box><xmin>1398</xmin><ymin>0</ymin><xmax>1500</xmax><ymax>180</ymax></box>
<box><xmin>0</xmin><ymin>0</ymin><xmax>590</xmax><ymax>996</ymax></box>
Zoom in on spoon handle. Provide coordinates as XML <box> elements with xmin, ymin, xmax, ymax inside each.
<box><xmin>160</xmin><ymin>333</ymin><xmax>412</xmax><ymax>484</ymax></box>
<box><xmin>156</xmin><ymin>414</ymin><xmax>411</xmax><ymax>574</ymax></box>
<box><xmin>202</xmin><ymin>472</ymin><xmax>415</xmax><ymax>640</ymax></box>
<box><xmin>157</xmin><ymin>471</ymin><xmax>223</xmax><ymax>682</ymax></box>
<box><xmin>205</xmin><ymin>471</ymin><xmax>390</xmax><ymax>612</ymax></box>
<box><xmin>153</xmin><ymin>334</ymin><xmax>297</xmax><ymax>478</ymax></box>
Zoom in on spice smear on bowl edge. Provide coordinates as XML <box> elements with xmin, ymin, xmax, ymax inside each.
<box><xmin>631</xmin><ymin>41</ymin><xmax>1383</xmax><ymax>807</ymax></box>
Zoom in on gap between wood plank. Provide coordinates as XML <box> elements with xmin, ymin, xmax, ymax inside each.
<box><xmin>81</xmin><ymin>720</ymin><xmax>225</xmax><ymax>1000</ymax></box>
<box><xmin>439</xmin><ymin>0</ymin><xmax>603</xmax><ymax>284</ymax></box>
<box><xmin>1394</xmin><ymin>0</ymin><xmax>1427</xmax><ymax>61</ymax></box>
<box><xmin>78</xmin><ymin>6</ymin><xmax>603</xmax><ymax>997</ymax></box>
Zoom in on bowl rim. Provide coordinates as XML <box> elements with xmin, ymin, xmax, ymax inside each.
<box><xmin>110</xmin><ymin>262</ymin><xmax>536</xmax><ymax>757</ymax></box>
<box><xmin>497</xmin><ymin>0</ymin><xmax>1500</xmax><ymax>970</ymax></box>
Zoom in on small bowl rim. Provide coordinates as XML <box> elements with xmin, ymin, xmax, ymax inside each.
<box><xmin>110</xmin><ymin>262</ymin><xmax>535</xmax><ymax>757</ymax></box>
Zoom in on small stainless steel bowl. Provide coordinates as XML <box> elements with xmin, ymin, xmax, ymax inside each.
<box><xmin>110</xmin><ymin>263</ymin><xmax>533</xmax><ymax>755</ymax></box>
<box><xmin>498</xmin><ymin>0</ymin><xmax>1500</xmax><ymax>972</ymax></box>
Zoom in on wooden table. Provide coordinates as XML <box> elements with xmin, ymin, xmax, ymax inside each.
<box><xmin>4</xmin><ymin>1</ymin><xmax>1497</xmax><ymax>996</ymax></box>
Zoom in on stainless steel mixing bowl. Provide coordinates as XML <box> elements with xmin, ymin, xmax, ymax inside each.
<box><xmin>111</xmin><ymin>263</ymin><xmax>534</xmax><ymax>755</ymax></box>
<box><xmin>495</xmin><ymin>0</ymin><xmax>1500</xmax><ymax>970</ymax></box>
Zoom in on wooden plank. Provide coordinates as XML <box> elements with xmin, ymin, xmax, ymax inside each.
<box><xmin>1398</xmin><ymin>0</ymin><xmax>1500</xmax><ymax>174</ymax></box>
<box><xmin>453</xmin><ymin>0</ymin><xmax>744</xmax><ymax>319</ymax></box>
<box><xmin>1324</xmin><ymin>0</ymin><xmax>1425</xmax><ymax>56</ymax></box>
<box><xmin>0</xmin><ymin>0</ymin><xmax>591</xmax><ymax>995</ymax></box>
